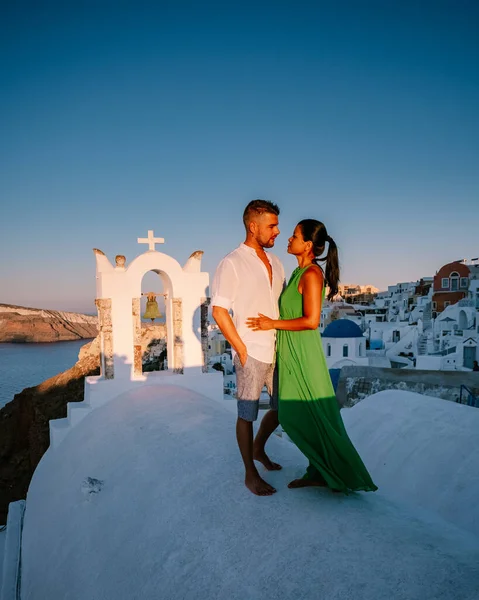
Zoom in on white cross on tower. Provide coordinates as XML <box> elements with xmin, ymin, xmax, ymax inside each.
<box><xmin>137</xmin><ymin>230</ymin><xmax>165</xmax><ymax>251</ymax></box>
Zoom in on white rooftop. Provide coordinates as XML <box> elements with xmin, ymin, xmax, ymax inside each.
<box><xmin>20</xmin><ymin>387</ymin><xmax>479</xmax><ymax>600</ymax></box>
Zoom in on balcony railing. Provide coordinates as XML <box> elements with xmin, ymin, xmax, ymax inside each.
<box><xmin>457</xmin><ymin>299</ymin><xmax>474</xmax><ymax>307</ymax></box>
<box><xmin>456</xmin><ymin>385</ymin><xmax>478</xmax><ymax>408</ymax></box>
<box><xmin>429</xmin><ymin>346</ymin><xmax>457</xmax><ymax>356</ymax></box>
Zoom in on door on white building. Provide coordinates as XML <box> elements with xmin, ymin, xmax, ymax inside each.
<box><xmin>450</xmin><ymin>272</ymin><xmax>459</xmax><ymax>291</ymax></box>
<box><xmin>463</xmin><ymin>346</ymin><xmax>476</xmax><ymax>369</ymax></box>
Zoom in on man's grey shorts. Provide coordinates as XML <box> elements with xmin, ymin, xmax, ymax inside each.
<box><xmin>234</xmin><ymin>354</ymin><xmax>278</xmax><ymax>422</ymax></box>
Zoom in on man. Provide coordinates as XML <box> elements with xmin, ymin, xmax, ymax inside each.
<box><xmin>211</xmin><ymin>200</ymin><xmax>285</xmax><ymax>496</ymax></box>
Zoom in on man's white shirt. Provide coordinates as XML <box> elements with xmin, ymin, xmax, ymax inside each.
<box><xmin>211</xmin><ymin>243</ymin><xmax>285</xmax><ymax>364</ymax></box>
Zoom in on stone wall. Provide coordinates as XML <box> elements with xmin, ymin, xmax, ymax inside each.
<box><xmin>336</xmin><ymin>366</ymin><xmax>479</xmax><ymax>408</ymax></box>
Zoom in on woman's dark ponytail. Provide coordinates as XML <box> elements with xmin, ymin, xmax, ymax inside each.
<box><xmin>298</xmin><ymin>219</ymin><xmax>340</xmax><ymax>301</ymax></box>
<box><xmin>324</xmin><ymin>236</ymin><xmax>339</xmax><ymax>301</ymax></box>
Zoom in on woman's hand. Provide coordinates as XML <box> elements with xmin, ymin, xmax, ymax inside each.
<box><xmin>246</xmin><ymin>313</ymin><xmax>275</xmax><ymax>331</ymax></box>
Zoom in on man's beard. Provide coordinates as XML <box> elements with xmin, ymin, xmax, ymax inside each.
<box><xmin>260</xmin><ymin>237</ymin><xmax>276</xmax><ymax>249</ymax></box>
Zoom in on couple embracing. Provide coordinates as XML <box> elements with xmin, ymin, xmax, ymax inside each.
<box><xmin>212</xmin><ymin>200</ymin><xmax>377</xmax><ymax>496</ymax></box>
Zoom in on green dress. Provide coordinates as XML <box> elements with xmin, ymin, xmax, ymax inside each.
<box><xmin>277</xmin><ymin>266</ymin><xmax>378</xmax><ymax>493</ymax></box>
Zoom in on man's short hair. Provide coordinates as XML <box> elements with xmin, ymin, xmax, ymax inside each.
<box><xmin>243</xmin><ymin>199</ymin><xmax>280</xmax><ymax>228</ymax></box>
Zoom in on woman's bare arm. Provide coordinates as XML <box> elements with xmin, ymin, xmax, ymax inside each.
<box><xmin>246</xmin><ymin>267</ymin><xmax>323</xmax><ymax>332</ymax></box>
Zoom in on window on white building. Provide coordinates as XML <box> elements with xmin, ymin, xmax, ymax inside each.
<box><xmin>450</xmin><ymin>272</ymin><xmax>459</xmax><ymax>291</ymax></box>
<box><xmin>343</xmin><ymin>344</ymin><xmax>349</xmax><ymax>357</ymax></box>
<box><xmin>441</xmin><ymin>278</ymin><xmax>449</xmax><ymax>288</ymax></box>
<box><xmin>327</xmin><ymin>344</ymin><xmax>331</xmax><ymax>357</ymax></box>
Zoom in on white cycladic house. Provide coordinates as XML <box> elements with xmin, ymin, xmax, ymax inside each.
<box><xmin>321</xmin><ymin>319</ymin><xmax>368</xmax><ymax>369</ymax></box>
<box><xmin>208</xmin><ymin>352</ymin><xmax>233</xmax><ymax>375</ymax></box>
<box><xmin>415</xmin><ymin>301</ymin><xmax>478</xmax><ymax>371</ymax></box>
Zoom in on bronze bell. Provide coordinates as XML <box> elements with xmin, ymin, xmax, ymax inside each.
<box><xmin>142</xmin><ymin>292</ymin><xmax>162</xmax><ymax>322</ymax></box>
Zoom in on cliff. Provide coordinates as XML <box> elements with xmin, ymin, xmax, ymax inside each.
<box><xmin>0</xmin><ymin>303</ymin><xmax>98</xmax><ymax>342</ymax></box>
<box><xmin>0</xmin><ymin>325</ymin><xmax>166</xmax><ymax>522</ymax></box>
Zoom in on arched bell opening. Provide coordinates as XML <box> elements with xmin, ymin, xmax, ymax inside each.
<box><xmin>132</xmin><ymin>268</ymin><xmax>176</xmax><ymax>377</ymax></box>
<box><xmin>140</xmin><ymin>271</ymin><xmax>167</xmax><ymax>373</ymax></box>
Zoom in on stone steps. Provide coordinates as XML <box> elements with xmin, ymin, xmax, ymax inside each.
<box><xmin>49</xmin><ymin>418</ymin><xmax>71</xmax><ymax>449</ymax></box>
<box><xmin>49</xmin><ymin>400</ymin><xmax>95</xmax><ymax>449</ymax></box>
<box><xmin>67</xmin><ymin>403</ymin><xmax>94</xmax><ymax>428</ymax></box>
<box><xmin>417</xmin><ymin>333</ymin><xmax>428</xmax><ymax>355</ymax></box>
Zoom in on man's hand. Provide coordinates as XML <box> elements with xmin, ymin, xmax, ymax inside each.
<box><xmin>237</xmin><ymin>343</ymin><xmax>248</xmax><ymax>367</ymax></box>
<box><xmin>246</xmin><ymin>313</ymin><xmax>275</xmax><ymax>331</ymax></box>
<box><xmin>212</xmin><ymin>306</ymin><xmax>249</xmax><ymax>367</ymax></box>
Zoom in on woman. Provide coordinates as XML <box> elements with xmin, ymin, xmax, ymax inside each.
<box><xmin>247</xmin><ymin>219</ymin><xmax>377</xmax><ymax>493</ymax></box>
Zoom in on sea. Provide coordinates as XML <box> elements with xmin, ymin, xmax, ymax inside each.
<box><xmin>0</xmin><ymin>340</ymin><xmax>90</xmax><ymax>409</ymax></box>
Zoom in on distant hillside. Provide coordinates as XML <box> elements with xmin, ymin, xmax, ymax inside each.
<box><xmin>0</xmin><ymin>303</ymin><xmax>98</xmax><ymax>342</ymax></box>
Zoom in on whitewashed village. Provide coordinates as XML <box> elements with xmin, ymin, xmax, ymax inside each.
<box><xmin>208</xmin><ymin>256</ymin><xmax>479</xmax><ymax>407</ymax></box>
<box><xmin>1</xmin><ymin>234</ymin><xmax>479</xmax><ymax>600</ymax></box>
<box><xmin>131</xmin><ymin>253</ymin><xmax>479</xmax><ymax>405</ymax></box>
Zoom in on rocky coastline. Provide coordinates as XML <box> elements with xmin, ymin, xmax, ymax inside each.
<box><xmin>0</xmin><ymin>303</ymin><xmax>98</xmax><ymax>343</ymax></box>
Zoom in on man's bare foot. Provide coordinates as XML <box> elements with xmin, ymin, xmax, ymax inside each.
<box><xmin>288</xmin><ymin>478</ymin><xmax>327</xmax><ymax>489</ymax></box>
<box><xmin>245</xmin><ymin>473</ymin><xmax>277</xmax><ymax>496</ymax></box>
<box><xmin>253</xmin><ymin>449</ymin><xmax>282</xmax><ymax>471</ymax></box>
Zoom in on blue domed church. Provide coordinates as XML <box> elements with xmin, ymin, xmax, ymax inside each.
<box><xmin>322</xmin><ymin>319</ymin><xmax>369</xmax><ymax>369</ymax></box>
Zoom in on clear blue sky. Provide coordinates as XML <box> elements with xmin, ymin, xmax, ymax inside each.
<box><xmin>1</xmin><ymin>1</ymin><xmax>478</xmax><ymax>313</ymax></box>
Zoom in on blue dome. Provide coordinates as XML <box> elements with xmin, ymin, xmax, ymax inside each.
<box><xmin>322</xmin><ymin>319</ymin><xmax>364</xmax><ymax>339</ymax></box>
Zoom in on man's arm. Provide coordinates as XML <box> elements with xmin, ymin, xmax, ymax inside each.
<box><xmin>211</xmin><ymin>257</ymin><xmax>247</xmax><ymax>366</ymax></box>
<box><xmin>212</xmin><ymin>307</ymin><xmax>248</xmax><ymax>366</ymax></box>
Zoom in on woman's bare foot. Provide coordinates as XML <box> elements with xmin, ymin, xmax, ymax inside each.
<box><xmin>253</xmin><ymin>449</ymin><xmax>282</xmax><ymax>471</ymax></box>
<box><xmin>245</xmin><ymin>473</ymin><xmax>277</xmax><ymax>496</ymax></box>
<box><xmin>288</xmin><ymin>478</ymin><xmax>327</xmax><ymax>489</ymax></box>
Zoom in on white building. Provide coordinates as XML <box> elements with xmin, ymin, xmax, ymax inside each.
<box><xmin>385</xmin><ymin>281</ymin><xmax>419</xmax><ymax>321</ymax></box>
<box><xmin>223</xmin><ymin>373</ymin><xmax>237</xmax><ymax>395</ymax></box>
<box><xmin>468</xmin><ymin>279</ymin><xmax>479</xmax><ymax>311</ymax></box>
<box><xmin>322</xmin><ymin>319</ymin><xmax>368</xmax><ymax>369</ymax></box>
<box><xmin>416</xmin><ymin>301</ymin><xmax>478</xmax><ymax>371</ymax></box>
<box><xmin>373</xmin><ymin>279</ymin><xmax>434</xmax><ymax>325</ymax></box>
<box><xmin>207</xmin><ymin>352</ymin><xmax>233</xmax><ymax>375</ymax></box>
<box><xmin>208</xmin><ymin>327</ymin><xmax>230</xmax><ymax>357</ymax></box>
